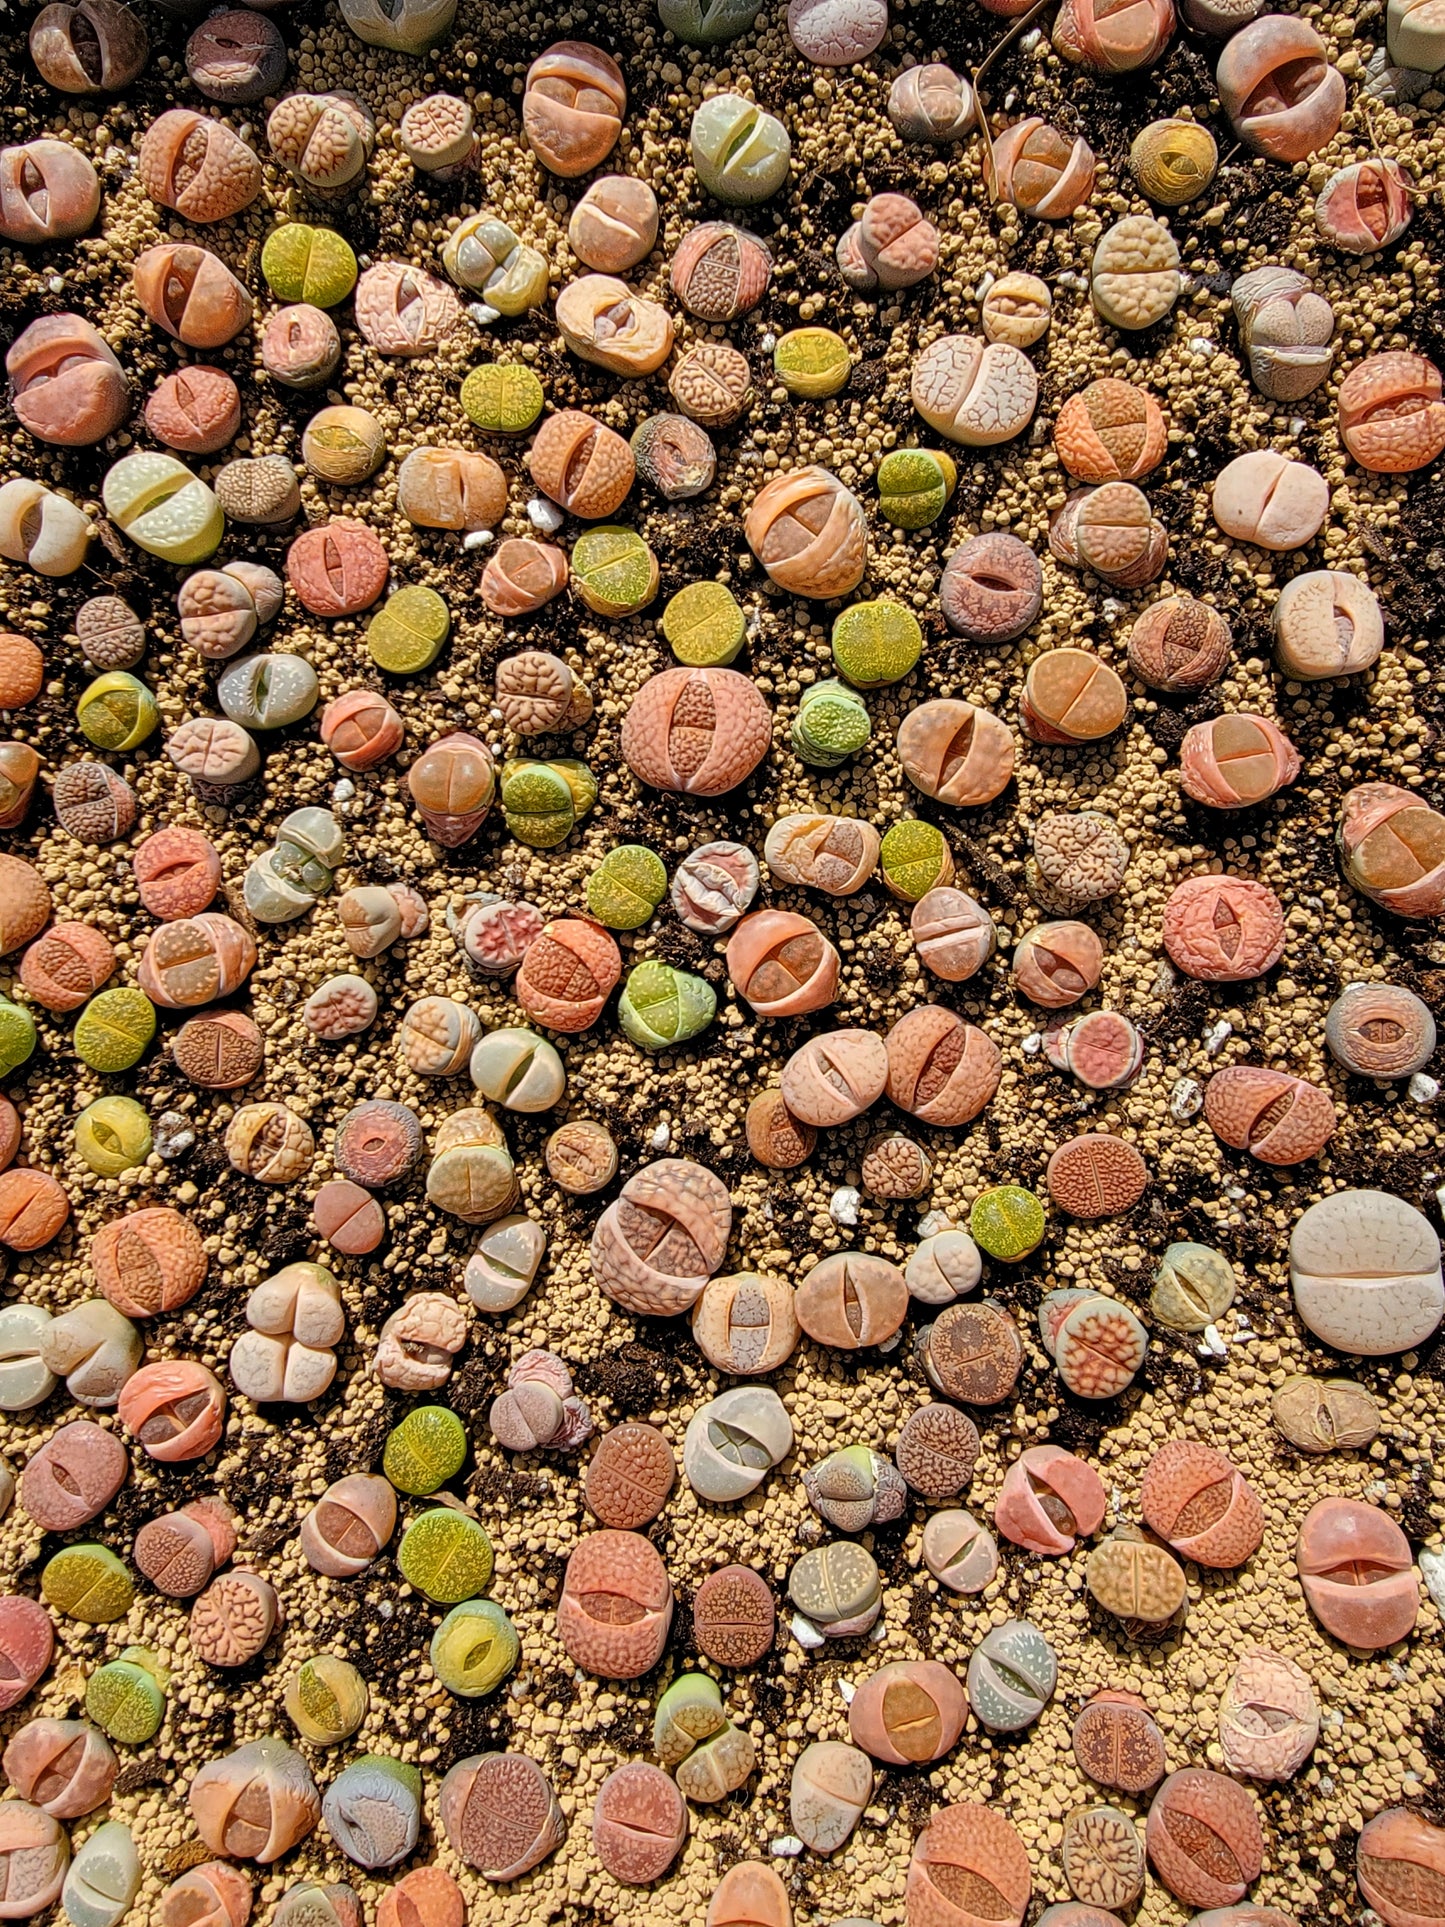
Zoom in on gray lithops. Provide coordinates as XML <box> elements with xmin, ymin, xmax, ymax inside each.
<box><xmin>683</xmin><ymin>1386</ymin><xmax>792</xmax><ymax>1501</ymax></box>
<box><xmin>966</xmin><ymin>1618</ymin><xmax>1057</xmax><ymax>1731</ymax></box>
<box><xmin>803</xmin><ymin>1445</ymin><xmax>907</xmax><ymax>1532</ymax></box>
<box><xmin>464</xmin><ymin>1214</ymin><xmax>546</xmax><ymax>1313</ymax></box>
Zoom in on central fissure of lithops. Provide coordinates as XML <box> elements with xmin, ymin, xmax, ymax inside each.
<box><xmin>579</xmin><ymin>1590</ymin><xmax>647</xmax><ymax>1625</ymax></box>
<box><xmin>1030</xmin><ymin>1476</ymin><xmax>1078</xmax><ymax>1535</ymax></box>
<box><xmin>926</xmin><ymin>1864</ymin><xmax>1013</xmax><ymax>1920</ymax></box>
<box><xmin>882</xmin><ymin>1679</ymin><xmax>942</xmax><ymax>1759</ymax></box>
<box><xmin>1162</xmin><ymin>1807</ymin><xmax>1241</xmax><ymax>1881</ymax></box>
<box><xmin>915</xmin><ymin>1026</ymin><xmax>966</xmax><ymax>1105</ymax></box>
<box><xmin>1248</xmin><ymin>1086</ymin><xmax>1297</xmax><ymax>1143</ymax></box>
<box><xmin>1212</xmin><ymin>897</ymin><xmax>1243</xmax><ymax>957</ymax></box>
<box><xmin>172</xmin><ymin>127</ymin><xmax>208</xmax><ymax>197</ymax></box>
<box><xmin>1172</xmin><ymin>1477</ymin><xmax>1231</xmax><ymax>1537</ymax></box>
<box><xmin>667</xmin><ymin>679</ymin><xmax>715</xmax><ymax>775</ymax></box>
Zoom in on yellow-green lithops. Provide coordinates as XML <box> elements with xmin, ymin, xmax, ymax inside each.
<box><xmin>791</xmin><ymin>679</ymin><xmax>871</xmax><ymax>768</ymax></box>
<box><xmin>74</xmin><ymin>989</ymin><xmax>157</xmax><ymax>1074</ymax></box>
<box><xmin>774</xmin><ymin>327</ymin><xmax>851</xmax><ymax>399</ymax></box>
<box><xmin>618</xmin><ymin>961</ymin><xmax>716</xmax><ymax>1049</ymax></box>
<box><xmin>586</xmin><ymin>846</ymin><xmax>668</xmax><ymax>929</ymax></box>
<box><xmin>662</xmin><ymin>581</ymin><xmax>747</xmax><ymax>665</ymax></box>
<box><xmin>880</xmin><ymin>820</ymin><xmax>953</xmax><ymax>902</ymax></box>
<box><xmin>77</xmin><ymin>673</ymin><xmax>159</xmax><ymax>752</ymax></box>
<box><xmin>571</xmin><ymin>527</ymin><xmax>659</xmax><ymax>617</ymax></box>
<box><xmin>383</xmin><ymin>1405</ymin><xmax>468</xmax><ymax>1494</ymax></box>
<box><xmin>43</xmin><ymin>1544</ymin><xmax>135</xmax><ymax>1623</ymax></box>
<box><xmin>429</xmin><ymin>1597</ymin><xmax>520</xmax><ymax>1697</ymax></box>
<box><xmin>831</xmin><ymin>600</ymin><xmax>924</xmax><ymax>687</ymax></box>
<box><xmin>86</xmin><ymin>1647</ymin><xmax>167</xmax><ymax>1743</ymax></box>
<box><xmin>461</xmin><ymin>364</ymin><xmax>545</xmax><ymax>434</ymax></box>
<box><xmin>876</xmin><ymin>448</ymin><xmax>957</xmax><ymax>528</ymax></box>
<box><xmin>261</xmin><ymin>223</ymin><xmax>359</xmax><ymax>306</ymax></box>
<box><xmin>284</xmin><ymin>1654</ymin><xmax>369</xmax><ymax>1744</ymax></box>
<box><xmin>396</xmin><ymin>1507</ymin><xmax>495</xmax><ymax>1603</ymax></box>
<box><xmin>102</xmin><ymin>452</ymin><xmax>223</xmax><ymax>564</ymax></box>
<box><xmin>75</xmin><ymin>1096</ymin><xmax>152</xmax><ymax>1177</ymax></box>
<box><xmin>970</xmin><ymin>1184</ymin><xmax>1046</xmax><ymax>1261</ymax></box>
<box><xmin>366</xmin><ymin>587</ymin><xmax>451</xmax><ymax>674</ymax></box>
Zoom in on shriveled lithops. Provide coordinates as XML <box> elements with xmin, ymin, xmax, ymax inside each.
<box><xmin>285</xmin><ymin>1656</ymin><xmax>368</xmax><ymax>1746</ymax></box>
<box><xmin>804</xmin><ymin>1445</ymin><xmax>906</xmax><ymax>1531</ymax></box>
<box><xmin>1217</xmin><ymin>15</ymin><xmax>1345</xmax><ymax>161</ymax></box>
<box><xmin>190</xmin><ymin>1738</ymin><xmax>320</xmax><ymax>1863</ymax></box>
<box><xmin>490</xmin><ymin>1350</ymin><xmax>591</xmax><ymax>1453</ymax></box>
<box><xmin>441</xmin><ymin>215</ymin><xmax>548</xmax><ymax>312</ymax></box>
<box><xmin>1130</xmin><ymin>117</ymin><xmax>1217</xmax><ymax>204</ymax></box>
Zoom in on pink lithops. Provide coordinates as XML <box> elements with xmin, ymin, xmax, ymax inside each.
<box><xmin>134</xmin><ymin>1499</ymin><xmax>235</xmax><ymax>1597</ymax></box>
<box><xmin>1212</xmin><ymin>451</ymin><xmax>1328</xmax><ymax>551</ymax></box>
<box><xmin>848</xmin><ymin>1660</ymin><xmax>968</xmax><ymax>1766</ymax></box>
<box><xmin>1216</xmin><ymin>16</ymin><xmax>1345</xmax><ymax>162</ymax></box>
<box><xmin>796</xmin><ymin>1253</ymin><xmax>908</xmax><ymax>1349</ymax></box>
<box><xmin>515</xmin><ymin>919</ymin><xmax>621</xmax><ymax>1031</ymax></box>
<box><xmin>1315</xmin><ymin>158</ymin><xmax>1412</xmax><ymax>255</ymax></box>
<box><xmin>590</xmin><ymin>1159</ymin><xmax>731</xmax><ymax>1316</ymax></box>
<box><xmin>489</xmin><ymin>1350</ymin><xmax>592</xmax><ymax>1453</ymax></box>
<box><xmin>0</xmin><ymin>1596</ymin><xmax>54</xmax><ymax>1712</ymax></box>
<box><xmin>0</xmin><ymin>1803</ymin><xmax>69</xmax><ymax>1916</ymax></box>
<box><xmin>158</xmin><ymin>1863</ymin><xmax>253</xmax><ymax>1927</ymax></box>
<box><xmin>837</xmin><ymin>194</ymin><xmax>940</xmax><ymax>292</ymax></box>
<box><xmin>146</xmin><ymin>365</ymin><xmax>241</xmax><ymax>455</ymax></box>
<box><xmin>286</xmin><ymin>522</ymin><xmax>389</xmax><ymax>619</ymax></box>
<box><xmin>2</xmin><ymin>1717</ymin><xmax>116</xmax><ymax>1818</ymax></box>
<box><xmin>523</xmin><ymin>41</ymin><xmax>625</xmax><ymax>176</ymax></box>
<box><xmin>1046</xmin><ymin>1134</ymin><xmax>1148</xmax><ymax>1220</ymax></box>
<box><xmin>190</xmin><ymin>1737</ymin><xmax>321</xmax><ymax>1862</ymax></box>
<box><xmin>1054</xmin><ymin>0</ymin><xmax>1175</xmax><ymax>69</ymax></box>
<box><xmin>940</xmin><ymin>533</ymin><xmax>1042</xmax><ymax>643</ymax></box>
<box><xmin>0</xmin><ymin>139</ymin><xmax>101</xmax><ymax>244</ymax></box>
<box><xmin>995</xmin><ymin>1444</ymin><xmax>1106</xmax><ymax>1555</ymax></box>
<box><xmin>439</xmin><ymin>1751</ymin><xmax>564</xmax><ymax>1880</ymax></box>
<box><xmin>1145</xmin><ymin>1769</ymin><xmax>1263</xmax><ymax>1909</ymax></box>
<box><xmin>118</xmin><ymin>1359</ymin><xmax>226</xmax><ymax>1461</ymax></box>
<box><xmin>1162</xmin><ymin>875</ymin><xmax>1286</xmax><ymax>981</ymax></box>
<box><xmin>896</xmin><ymin>699</ymin><xmax>1016</xmax><ymax>806</ymax></box>
<box><xmin>727</xmin><ymin>910</ymin><xmax>840</xmax><ymax>1018</ymax></box>
<box><xmin>1273</xmin><ymin>569</ymin><xmax>1384</xmax><ymax>680</ymax></box>
<box><xmin>1040</xmin><ymin>1289</ymin><xmax>1148</xmax><ymax>1398</ymax></box>
<box><xmin>621</xmin><ymin>667</ymin><xmax>772</xmax><ymax>796</ymax></box>
<box><xmin>354</xmin><ymin>262</ymin><xmax>462</xmax><ymax>356</ymax></box>
<box><xmin>907</xmin><ymin>1802</ymin><xmax>1032</xmax><ymax>1927</ymax></box>
<box><xmin>190</xmin><ymin>1571</ymin><xmax>280</xmax><ymax>1668</ymax></box>
<box><xmin>557</xmin><ymin>1530</ymin><xmax>672</xmax><ymax>1679</ymax></box>
<box><xmin>1019</xmin><ymin>649</ymin><xmax>1127</xmax><ymax>743</ymax></box>
<box><xmin>1049</xmin><ymin>484</ymin><xmax>1166</xmax><ymax>590</ymax></box>
<box><xmin>1219</xmin><ymin>1647</ymin><xmax>1319</xmax><ymax>1781</ymax></box>
<box><xmin>1013</xmin><ymin>921</ymin><xmax>1105</xmax><ymax>1007</ymax></box>
<box><xmin>910</xmin><ymin>889</ymin><xmax>995</xmax><ymax>983</ymax></box>
<box><xmin>138</xmin><ymin>108</ymin><xmax>262</xmax><ymax>220</ymax></box>
<box><xmin>744</xmin><ymin>466</ymin><xmax>868</xmax><ymax>598</ymax></box>
<box><xmin>133</xmin><ymin>244</ymin><xmax>253</xmax><ymax>351</ymax></box>
<box><xmin>1179</xmin><ymin>714</ymin><xmax>1299</xmax><ymax>809</ymax></box>
<box><xmin>1128</xmin><ymin>595</ymin><xmax>1232</xmax><ymax>691</ymax></box>
<box><xmin>885</xmin><ymin>1006</ymin><xmax>1001</xmax><ymax>1126</ymax></box>
<box><xmin>138</xmin><ymin>914</ymin><xmax>257</xmax><ymax>1008</ymax></box>
<box><xmin>592</xmin><ymin>1760</ymin><xmax>686</xmax><ymax>1884</ymax></box>
<box><xmin>299</xmin><ymin>1475</ymin><xmax>397</xmax><ymax>1580</ymax></box>
<box><xmin>1140</xmin><ymin>1440</ymin><xmax>1264</xmax><ymax>1569</ymax></box>
<box><xmin>6</xmin><ymin>313</ymin><xmax>129</xmax><ymax>447</ymax></box>
<box><xmin>1203</xmin><ymin>1066</ymin><xmax>1336</xmax><ymax>1165</ymax></box>
<box><xmin>20</xmin><ymin>1420</ymin><xmax>127</xmax><ymax>1531</ymax></box>
<box><xmin>1296</xmin><ymin>1497</ymin><xmax>1418</xmax><ymax>1649</ymax></box>
<box><xmin>1073</xmin><ymin>1691</ymin><xmax>1167</xmax><ymax>1794</ymax></box>
<box><xmin>1046</xmin><ymin>1012</ymin><xmax>1144</xmax><ymax>1090</ymax></box>
<box><xmin>1339</xmin><ymin>781</ymin><xmax>1445</xmax><ymax>917</ymax></box>
<box><xmin>1338</xmin><ymin>352</ymin><xmax>1445</xmax><ymax>474</ymax></box>
<box><xmin>780</xmin><ymin>1029</ymin><xmax>889</xmax><ymax>1127</ymax></box>
<box><xmin>133</xmin><ymin>827</ymin><xmax>222</xmax><ymax>922</ymax></box>
<box><xmin>1357</xmin><ymin>1808</ymin><xmax>1445</xmax><ymax>1927</ymax></box>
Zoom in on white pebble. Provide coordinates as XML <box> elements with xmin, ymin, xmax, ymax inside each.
<box><xmin>527</xmin><ymin>497</ymin><xmax>564</xmax><ymax>534</ymax></box>
<box><xmin>770</xmin><ymin>1838</ymin><xmax>804</xmax><ymax>1858</ymax></box>
<box><xmin>830</xmin><ymin>1186</ymin><xmax>860</xmax><ymax>1228</ymax></box>
<box><xmin>761</xmin><ymin>332</ymin><xmax>777</xmax><ymax>352</ymax></box>
<box><xmin>1204</xmin><ymin>1019</ymin><xmax>1232</xmax><ymax>1056</ymax></box>
<box><xmin>332</xmin><ymin>777</ymin><xmax>356</xmax><ymax>805</ymax></box>
<box><xmin>1170</xmin><ymin>1077</ymin><xmax>1203</xmax><ymax>1120</ymax></box>
<box><xmin>1409</xmin><ymin>1073</ymin><xmax>1439</xmax><ymax>1105</ymax></box>
<box><xmin>838</xmin><ymin>1678</ymin><xmax>856</xmax><ymax>1703</ymax></box>
<box><xmin>1199</xmin><ymin>1324</ymin><xmax>1228</xmax><ymax>1357</ymax></box>
<box><xmin>791</xmin><ymin>1613</ymin><xmax>825</xmax><ymax>1651</ymax></box>
<box><xmin>462</xmin><ymin>529</ymin><xmax>493</xmax><ymax>551</ymax></box>
<box><xmin>648</xmin><ymin>1121</ymin><xmax>672</xmax><ymax>1152</ymax></box>
<box><xmin>1021</xmin><ymin>1032</ymin><xmax>1043</xmax><ymax>1057</ymax></box>
<box><xmin>1418</xmin><ymin>1550</ymin><xmax>1445</xmax><ymax>1616</ymax></box>
<box><xmin>468</xmin><ymin>301</ymin><xmax>501</xmax><ymax>325</ymax></box>
<box><xmin>877</xmin><ymin>1331</ymin><xmax>901</xmax><ymax>1354</ymax></box>
<box><xmin>973</xmin><ymin>272</ymin><xmax>995</xmax><ymax>301</ymax></box>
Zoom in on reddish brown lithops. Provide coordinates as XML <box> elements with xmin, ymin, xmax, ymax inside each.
<box><xmin>91</xmin><ymin>1206</ymin><xmax>208</xmax><ymax>1319</ymax></box>
<box><xmin>1014</xmin><ymin>921</ymin><xmax>1105</xmax><ymax>1007</ymax></box>
<box><xmin>1357</xmin><ymin>1807</ymin><xmax>1445</xmax><ymax>1927</ymax></box>
<box><xmin>592</xmin><ymin>1760</ymin><xmax>687</xmax><ymax>1884</ymax></box>
<box><xmin>190</xmin><ymin>1571</ymin><xmax>280</xmax><ymax>1668</ymax></box>
<box><xmin>995</xmin><ymin>1444</ymin><xmax>1107</xmax><ymax>1555</ymax></box>
<box><xmin>439</xmin><ymin>1751</ymin><xmax>564</xmax><ymax>1881</ymax></box>
<box><xmin>118</xmin><ymin>1360</ymin><xmax>226</xmax><ymax>1462</ymax></box>
<box><xmin>590</xmin><ymin>1158</ymin><xmax>731</xmax><ymax>1316</ymax></box>
<box><xmin>138</xmin><ymin>109</ymin><xmax>262</xmax><ymax>221</ymax></box>
<box><xmin>1046</xmin><ymin>1134</ymin><xmax>1148</xmax><ymax>1219</ymax></box>
<box><xmin>849</xmin><ymin>1660</ymin><xmax>968</xmax><ymax>1765</ymax></box>
<box><xmin>1020</xmin><ymin>649</ymin><xmax>1128</xmax><ymax>744</ymax></box>
<box><xmin>692</xmin><ymin>1565</ymin><xmax>776</xmax><ymax>1667</ymax></box>
<box><xmin>1128</xmin><ymin>595</ymin><xmax>1232</xmax><ymax>691</ymax></box>
<box><xmin>0</xmin><ymin>1596</ymin><xmax>54</xmax><ymax>1713</ymax></box>
<box><xmin>557</xmin><ymin>1530</ymin><xmax>672</xmax><ymax>1678</ymax></box>
<box><xmin>622</xmin><ymin>667</ymin><xmax>772</xmax><ymax>796</ymax></box>
<box><xmin>918</xmin><ymin>1299</ymin><xmax>1023</xmax><ymax>1405</ymax></box>
<box><xmin>1296</xmin><ymin>1497</ymin><xmax>1418</xmax><ymax>1649</ymax></box>
<box><xmin>584</xmin><ymin>1422</ymin><xmax>676</xmax><ymax>1529</ymax></box>
<box><xmin>1162</xmin><ymin>875</ymin><xmax>1286</xmax><ymax>981</ymax></box>
<box><xmin>0</xmin><ymin>1171</ymin><xmax>70</xmax><ymax>1251</ymax></box>
<box><xmin>19</xmin><ymin>923</ymin><xmax>115</xmax><ymax>1013</ymax></box>
<box><xmin>894</xmin><ymin>1403</ymin><xmax>981</xmax><ymax>1499</ymax></box>
<box><xmin>987</xmin><ymin>118</ymin><xmax>1096</xmax><ymax>219</ymax></box>
<box><xmin>1219</xmin><ymin>1647</ymin><xmax>1319</xmax><ymax>1781</ymax></box>
<box><xmin>1179</xmin><ymin>714</ymin><xmax>1300</xmax><ymax>809</ymax></box>
<box><xmin>1041</xmin><ymin>1290</ymin><xmax>1148</xmax><ymax>1398</ymax></box>
<box><xmin>1072</xmin><ymin>1691</ymin><xmax>1167</xmax><ymax>1794</ymax></box>
<box><xmin>780</xmin><ymin>1029</ymin><xmax>889</xmax><ymax>1127</ymax></box>
<box><xmin>885</xmin><ymin>1007</ymin><xmax>1001</xmax><ymax>1126</ymax></box>
<box><xmin>1140</xmin><ymin>1440</ymin><xmax>1264</xmax><ymax>1568</ymax></box>
<box><xmin>1145</xmin><ymin>1769</ymin><xmax>1263</xmax><ymax>1909</ymax></box>
<box><xmin>0</xmin><ymin>854</ymin><xmax>52</xmax><ymax>956</ymax></box>
<box><xmin>1203</xmin><ymin>1066</ymin><xmax>1336</xmax><ymax>1164</ymax></box>
<box><xmin>1338</xmin><ymin>782</ymin><xmax>1445</xmax><ymax>917</ymax></box>
<box><xmin>515</xmin><ymin>919</ymin><xmax>621</xmax><ymax>1032</ymax></box>
<box><xmin>906</xmin><ymin>1802</ymin><xmax>1032</xmax><ymax>1927</ymax></box>
<box><xmin>897</xmin><ymin>698</ymin><xmax>1016</xmax><ymax>805</ymax></box>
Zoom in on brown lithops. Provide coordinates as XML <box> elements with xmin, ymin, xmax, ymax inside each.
<box><xmin>591</xmin><ymin>1159</ymin><xmax>732</xmax><ymax>1316</ymax></box>
<box><xmin>622</xmin><ymin>667</ymin><xmax>772</xmax><ymax>797</ymax></box>
<box><xmin>138</xmin><ymin>109</ymin><xmax>261</xmax><ymax>221</ymax></box>
<box><xmin>1139</xmin><ymin>1439</ymin><xmax>1264</xmax><ymax>1568</ymax></box>
<box><xmin>1073</xmin><ymin>1691</ymin><xmax>1167</xmax><ymax>1794</ymax></box>
<box><xmin>528</xmin><ymin>410</ymin><xmax>634</xmax><ymax>519</ymax></box>
<box><xmin>885</xmin><ymin>1006</ymin><xmax>1002</xmax><ymax>1126</ymax></box>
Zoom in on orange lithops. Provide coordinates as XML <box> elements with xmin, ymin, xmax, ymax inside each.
<box><xmin>907</xmin><ymin>1802</ymin><xmax>1032</xmax><ymax>1927</ymax></box>
<box><xmin>557</xmin><ymin>1529</ymin><xmax>672</xmax><ymax>1678</ymax></box>
<box><xmin>1055</xmin><ymin>378</ymin><xmax>1168</xmax><ymax>482</ymax></box>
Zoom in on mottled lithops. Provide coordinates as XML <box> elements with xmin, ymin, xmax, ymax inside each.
<box><xmin>967</xmin><ymin>1620</ymin><xmax>1057</xmax><ymax>1732</ymax></box>
<box><xmin>1218</xmin><ymin>1647</ymin><xmax>1319</xmax><ymax>1780</ymax></box>
<box><xmin>790</xmin><ymin>1741</ymin><xmax>873</xmax><ymax>1855</ymax></box>
<box><xmin>790</xmin><ymin>1541</ymin><xmax>883</xmax><ymax>1640</ymax></box>
<box><xmin>1150</xmin><ymin>1242</ymin><xmax>1238</xmax><ymax>1332</ymax></box>
<box><xmin>804</xmin><ymin>1445</ymin><xmax>906</xmax><ymax>1532</ymax></box>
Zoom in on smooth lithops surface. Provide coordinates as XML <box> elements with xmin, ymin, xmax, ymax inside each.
<box><xmin>0</xmin><ymin>0</ymin><xmax>1442</xmax><ymax>1921</ymax></box>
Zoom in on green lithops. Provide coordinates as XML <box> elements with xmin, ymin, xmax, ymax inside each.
<box><xmin>366</xmin><ymin>587</ymin><xmax>451</xmax><ymax>675</ymax></box>
<box><xmin>659</xmin><ymin>0</ymin><xmax>760</xmax><ymax>43</ymax></box>
<box><xmin>461</xmin><ymin>363</ymin><xmax>545</xmax><ymax>435</ymax></box>
<box><xmin>831</xmin><ymin>600</ymin><xmax>924</xmax><ymax>688</ymax></box>
<box><xmin>284</xmin><ymin>1654</ymin><xmax>369</xmax><ymax>1745</ymax></box>
<box><xmin>76</xmin><ymin>673</ymin><xmax>158</xmax><ymax>752</ymax></box>
<box><xmin>653</xmin><ymin>1672</ymin><xmax>754</xmax><ymax>1800</ymax></box>
<box><xmin>791</xmin><ymin>679</ymin><xmax>871</xmax><ymax>768</ymax></box>
<box><xmin>662</xmin><ymin>581</ymin><xmax>746</xmax><ymax>666</ymax></box>
<box><xmin>571</xmin><ymin>527</ymin><xmax>659</xmax><ymax>617</ymax></box>
<box><xmin>774</xmin><ymin>328</ymin><xmax>851</xmax><ymax>399</ymax></box>
<box><xmin>75</xmin><ymin>1096</ymin><xmax>152</xmax><ymax>1177</ymax></box>
<box><xmin>261</xmin><ymin>223</ymin><xmax>359</xmax><ymax>307</ymax></box>
<box><xmin>0</xmin><ymin>998</ymin><xmax>36</xmax><ymax>1077</ymax></box>
<box><xmin>74</xmin><ymin>989</ymin><xmax>157</xmax><ymax>1074</ymax></box>
<box><xmin>383</xmin><ymin>1406</ymin><xmax>468</xmax><ymax>1495</ymax></box>
<box><xmin>880</xmin><ymin>821</ymin><xmax>952</xmax><ymax>902</ymax></box>
<box><xmin>876</xmin><ymin>448</ymin><xmax>957</xmax><ymax>529</ymax></box>
<box><xmin>586</xmin><ymin>846</ymin><xmax>668</xmax><ymax>930</ymax></box>
<box><xmin>970</xmin><ymin>1185</ymin><xmax>1046</xmax><ymax>1262</ymax></box>
<box><xmin>86</xmin><ymin>1647</ymin><xmax>167</xmax><ymax>1743</ymax></box>
<box><xmin>501</xmin><ymin>759</ymin><xmax>594</xmax><ymax>848</ymax></box>
<box><xmin>618</xmin><ymin>961</ymin><xmax>716</xmax><ymax>1050</ymax></box>
<box><xmin>43</xmin><ymin>1543</ymin><xmax>135</xmax><ymax>1623</ymax></box>
<box><xmin>429</xmin><ymin>1597</ymin><xmax>520</xmax><ymax>1698</ymax></box>
<box><xmin>397</xmin><ymin>1508</ymin><xmax>494</xmax><ymax>1604</ymax></box>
